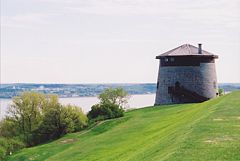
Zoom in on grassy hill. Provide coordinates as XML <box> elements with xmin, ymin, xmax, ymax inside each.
<box><xmin>6</xmin><ymin>91</ymin><xmax>240</xmax><ymax>161</ymax></box>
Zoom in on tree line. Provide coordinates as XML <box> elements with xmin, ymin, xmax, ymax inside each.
<box><xmin>0</xmin><ymin>88</ymin><xmax>128</xmax><ymax>160</ymax></box>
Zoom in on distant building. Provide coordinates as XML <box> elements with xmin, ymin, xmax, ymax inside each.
<box><xmin>155</xmin><ymin>44</ymin><xmax>218</xmax><ymax>105</ymax></box>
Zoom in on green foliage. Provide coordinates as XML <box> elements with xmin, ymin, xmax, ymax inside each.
<box><xmin>6</xmin><ymin>92</ymin><xmax>47</xmax><ymax>145</ymax></box>
<box><xmin>0</xmin><ymin>118</ymin><xmax>18</xmax><ymax>138</ymax></box>
<box><xmin>0</xmin><ymin>92</ymin><xmax>88</xmax><ymax>156</ymax></box>
<box><xmin>98</xmin><ymin>88</ymin><xmax>129</xmax><ymax>108</ymax></box>
<box><xmin>88</xmin><ymin>88</ymin><xmax>128</xmax><ymax>122</ymax></box>
<box><xmin>0</xmin><ymin>146</ymin><xmax>6</xmax><ymax>161</ymax></box>
<box><xmin>35</xmin><ymin>104</ymin><xmax>88</xmax><ymax>144</ymax></box>
<box><xmin>87</xmin><ymin>103</ymin><xmax>124</xmax><ymax>121</ymax></box>
<box><xmin>0</xmin><ymin>137</ymin><xmax>25</xmax><ymax>161</ymax></box>
<box><xmin>6</xmin><ymin>91</ymin><xmax>240</xmax><ymax>161</ymax></box>
<box><xmin>218</xmin><ymin>88</ymin><xmax>225</xmax><ymax>96</ymax></box>
<box><xmin>63</xmin><ymin>105</ymin><xmax>88</xmax><ymax>132</ymax></box>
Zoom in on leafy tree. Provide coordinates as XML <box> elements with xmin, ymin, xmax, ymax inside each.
<box><xmin>6</xmin><ymin>92</ymin><xmax>46</xmax><ymax>145</ymax></box>
<box><xmin>63</xmin><ymin>105</ymin><xmax>88</xmax><ymax>132</ymax></box>
<box><xmin>35</xmin><ymin>103</ymin><xmax>88</xmax><ymax>143</ymax></box>
<box><xmin>98</xmin><ymin>88</ymin><xmax>129</xmax><ymax>108</ymax></box>
<box><xmin>32</xmin><ymin>95</ymin><xmax>63</xmax><ymax>143</ymax></box>
<box><xmin>88</xmin><ymin>88</ymin><xmax>128</xmax><ymax>121</ymax></box>
<box><xmin>0</xmin><ymin>92</ymin><xmax>88</xmax><ymax>147</ymax></box>
<box><xmin>0</xmin><ymin>118</ymin><xmax>18</xmax><ymax>138</ymax></box>
<box><xmin>87</xmin><ymin>103</ymin><xmax>124</xmax><ymax>121</ymax></box>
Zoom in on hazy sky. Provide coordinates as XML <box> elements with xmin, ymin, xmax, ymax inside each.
<box><xmin>1</xmin><ymin>0</ymin><xmax>240</xmax><ymax>83</ymax></box>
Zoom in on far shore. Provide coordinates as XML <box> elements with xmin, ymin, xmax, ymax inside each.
<box><xmin>0</xmin><ymin>93</ymin><xmax>156</xmax><ymax>100</ymax></box>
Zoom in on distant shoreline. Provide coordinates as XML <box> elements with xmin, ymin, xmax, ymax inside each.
<box><xmin>0</xmin><ymin>93</ymin><xmax>156</xmax><ymax>100</ymax></box>
<box><xmin>0</xmin><ymin>83</ymin><xmax>239</xmax><ymax>99</ymax></box>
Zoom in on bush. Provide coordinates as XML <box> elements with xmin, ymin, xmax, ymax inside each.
<box><xmin>0</xmin><ymin>146</ymin><xmax>6</xmax><ymax>161</ymax></box>
<box><xmin>32</xmin><ymin>104</ymin><xmax>88</xmax><ymax>145</ymax></box>
<box><xmin>87</xmin><ymin>103</ymin><xmax>124</xmax><ymax>121</ymax></box>
<box><xmin>0</xmin><ymin>118</ymin><xmax>19</xmax><ymax>138</ymax></box>
<box><xmin>63</xmin><ymin>105</ymin><xmax>88</xmax><ymax>132</ymax></box>
<box><xmin>0</xmin><ymin>137</ymin><xmax>25</xmax><ymax>160</ymax></box>
<box><xmin>218</xmin><ymin>88</ymin><xmax>224</xmax><ymax>96</ymax></box>
<box><xmin>87</xmin><ymin>88</ymin><xmax>128</xmax><ymax>122</ymax></box>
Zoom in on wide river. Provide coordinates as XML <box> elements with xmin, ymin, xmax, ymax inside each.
<box><xmin>0</xmin><ymin>94</ymin><xmax>155</xmax><ymax>119</ymax></box>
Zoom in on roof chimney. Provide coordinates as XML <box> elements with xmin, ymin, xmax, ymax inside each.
<box><xmin>198</xmin><ymin>43</ymin><xmax>202</xmax><ymax>54</ymax></box>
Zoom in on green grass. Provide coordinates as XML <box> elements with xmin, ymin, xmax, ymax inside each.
<box><xmin>6</xmin><ymin>91</ymin><xmax>240</xmax><ymax>161</ymax></box>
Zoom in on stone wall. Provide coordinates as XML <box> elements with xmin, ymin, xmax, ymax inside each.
<box><xmin>154</xmin><ymin>62</ymin><xmax>218</xmax><ymax>105</ymax></box>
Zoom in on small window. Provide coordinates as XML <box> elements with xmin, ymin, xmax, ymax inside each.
<box><xmin>170</xmin><ymin>57</ymin><xmax>175</xmax><ymax>62</ymax></box>
<box><xmin>165</xmin><ymin>58</ymin><xmax>168</xmax><ymax>62</ymax></box>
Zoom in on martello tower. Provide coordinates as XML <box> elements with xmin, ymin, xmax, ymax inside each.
<box><xmin>155</xmin><ymin>44</ymin><xmax>218</xmax><ymax>105</ymax></box>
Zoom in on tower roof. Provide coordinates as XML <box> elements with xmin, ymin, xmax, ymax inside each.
<box><xmin>156</xmin><ymin>44</ymin><xmax>218</xmax><ymax>59</ymax></box>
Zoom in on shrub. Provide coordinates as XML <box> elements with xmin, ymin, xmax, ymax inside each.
<box><xmin>87</xmin><ymin>88</ymin><xmax>128</xmax><ymax>122</ymax></box>
<box><xmin>218</xmin><ymin>88</ymin><xmax>224</xmax><ymax>96</ymax></box>
<box><xmin>87</xmin><ymin>103</ymin><xmax>124</xmax><ymax>121</ymax></box>
<box><xmin>32</xmin><ymin>104</ymin><xmax>88</xmax><ymax>144</ymax></box>
<box><xmin>0</xmin><ymin>146</ymin><xmax>6</xmax><ymax>161</ymax></box>
<box><xmin>63</xmin><ymin>105</ymin><xmax>88</xmax><ymax>132</ymax></box>
<box><xmin>0</xmin><ymin>118</ymin><xmax>19</xmax><ymax>138</ymax></box>
<box><xmin>0</xmin><ymin>137</ymin><xmax>25</xmax><ymax>160</ymax></box>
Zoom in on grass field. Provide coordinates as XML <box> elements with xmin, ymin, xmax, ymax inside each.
<box><xmin>6</xmin><ymin>91</ymin><xmax>240</xmax><ymax>161</ymax></box>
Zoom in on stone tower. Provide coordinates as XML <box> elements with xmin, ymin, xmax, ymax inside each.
<box><xmin>155</xmin><ymin>44</ymin><xmax>218</xmax><ymax>105</ymax></box>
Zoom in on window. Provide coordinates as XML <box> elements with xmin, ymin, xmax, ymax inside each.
<box><xmin>165</xmin><ymin>58</ymin><xmax>168</xmax><ymax>62</ymax></box>
<box><xmin>170</xmin><ymin>57</ymin><xmax>175</xmax><ymax>62</ymax></box>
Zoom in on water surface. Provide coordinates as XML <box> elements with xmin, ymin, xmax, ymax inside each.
<box><xmin>0</xmin><ymin>94</ymin><xmax>155</xmax><ymax>119</ymax></box>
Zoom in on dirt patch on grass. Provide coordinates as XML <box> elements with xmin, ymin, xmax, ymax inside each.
<box><xmin>28</xmin><ymin>154</ymin><xmax>40</xmax><ymax>160</ymax></box>
<box><xmin>60</xmin><ymin>138</ymin><xmax>77</xmax><ymax>144</ymax></box>
<box><xmin>204</xmin><ymin>140</ymin><xmax>215</xmax><ymax>143</ymax></box>
<box><xmin>236</xmin><ymin>116</ymin><xmax>240</xmax><ymax>120</ymax></box>
<box><xmin>204</xmin><ymin>136</ymin><xmax>233</xmax><ymax>144</ymax></box>
<box><xmin>233</xmin><ymin>125</ymin><xmax>240</xmax><ymax>127</ymax></box>
<box><xmin>213</xmin><ymin>118</ymin><xmax>224</xmax><ymax>121</ymax></box>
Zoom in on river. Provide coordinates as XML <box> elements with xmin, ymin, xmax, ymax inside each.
<box><xmin>0</xmin><ymin>94</ymin><xmax>155</xmax><ymax>119</ymax></box>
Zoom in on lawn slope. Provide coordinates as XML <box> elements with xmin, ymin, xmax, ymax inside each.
<box><xmin>6</xmin><ymin>91</ymin><xmax>240</xmax><ymax>161</ymax></box>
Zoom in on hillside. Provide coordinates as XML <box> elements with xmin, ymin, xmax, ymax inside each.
<box><xmin>6</xmin><ymin>91</ymin><xmax>240</xmax><ymax>161</ymax></box>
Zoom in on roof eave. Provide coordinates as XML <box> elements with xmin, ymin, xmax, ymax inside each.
<box><xmin>156</xmin><ymin>55</ymin><xmax>218</xmax><ymax>59</ymax></box>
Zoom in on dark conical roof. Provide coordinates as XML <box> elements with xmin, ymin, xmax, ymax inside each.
<box><xmin>156</xmin><ymin>44</ymin><xmax>218</xmax><ymax>59</ymax></box>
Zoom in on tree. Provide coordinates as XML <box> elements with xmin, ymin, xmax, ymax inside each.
<box><xmin>33</xmin><ymin>95</ymin><xmax>64</xmax><ymax>143</ymax></box>
<box><xmin>1</xmin><ymin>92</ymin><xmax>88</xmax><ymax>146</ymax></box>
<box><xmin>7</xmin><ymin>92</ymin><xmax>46</xmax><ymax>145</ymax></box>
<box><xmin>88</xmin><ymin>88</ymin><xmax>128</xmax><ymax>121</ymax></box>
<box><xmin>0</xmin><ymin>118</ymin><xmax>18</xmax><ymax>138</ymax></box>
<box><xmin>98</xmin><ymin>88</ymin><xmax>129</xmax><ymax>108</ymax></box>
<box><xmin>36</xmin><ymin>104</ymin><xmax>88</xmax><ymax>143</ymax></box>
<box><xmin>63</xmin><ymin>105</ymin><xmax>88</xmax><ymax>132</ymax></box>
<box><xmin>87</xmin><ymin>103</ymin><xmax>124</xmax><ymax>121</ymax></box>
<box><xmin>30</xmin><ymin>96</ymin><xmax>88</xmax><ymax>144</ymax></box>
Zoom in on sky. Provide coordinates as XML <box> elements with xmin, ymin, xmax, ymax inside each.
<box><xmin>1</xmin><ymin>0</ymin><xmax>240</xmax><ymax>84</ymax></box>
